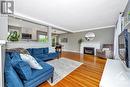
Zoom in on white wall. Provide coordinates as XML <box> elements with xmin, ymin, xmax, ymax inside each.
<box><xmin>9</xmin><ymin>25</ymin><xmax>48</xmax><ymax>41</ymax></box>
<box><xmin>0</xmin><ymin>16</ymin><xmax>8</xmax><ymax>40</ymax></box>
<box><xmin>7</xmin><ymin>41</ymin><xmax>49</xmax><ymax>49</ymax></box>
<box><xmin>59</xmin><ymin>28</ymin><xmax>115</xmax><ymax>52</ymax></box>
<box><xmin>0</xmin><ymin>41</ymin><xmax>6</xmax><ymax>87</ymax></box>
<box><xmin>22</xmin><ymin>27</ymin><xmax>49</xmax><ymax>40</ymax></box>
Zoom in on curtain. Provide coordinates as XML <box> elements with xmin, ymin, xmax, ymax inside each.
<box><xmin>113</xmin><ymin>13</ymin><xmax>123</xmax><ymax>59</ymax></box>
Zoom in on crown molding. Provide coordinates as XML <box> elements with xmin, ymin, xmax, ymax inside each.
<box><xmin>10</xmin><ymin>12</ymin><xmax>115</xmax><ymax>33</ymax></box>
<box><xmin>73</xmin><ymin>25</ymin><xmax>115</xmax><ymax>33</ymax></box>
<box><xmin>12</xmin><ymin>12</ymin><xmax>73</xmax><ymax>33</ymax></box>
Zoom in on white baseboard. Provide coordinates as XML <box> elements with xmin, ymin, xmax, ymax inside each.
<box><xmin>63</xmin><ymin>49</ymin><xmax>80</xmax><ymax>53</ymax></box>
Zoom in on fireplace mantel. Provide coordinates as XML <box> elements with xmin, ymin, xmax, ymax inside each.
<box><xmin>80</xmin><ymin>42</ymin><xmax>101</xmax><ymax>55</ymax></box>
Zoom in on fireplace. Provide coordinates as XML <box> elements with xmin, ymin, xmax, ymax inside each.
<box><xmin>84</xmin><ymin>47</ymin><xmax>95</xmax><ymax>55</ymax></box>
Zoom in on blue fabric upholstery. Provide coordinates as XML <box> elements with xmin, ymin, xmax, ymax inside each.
<box><xmin>48</xmin><ymin>52</ymin><xmax>59</xmax><ymax>59</ymax></box>
<box><xmin>27</xmin><ymin>47</ymin><xmax>59</xmax><ymax>61</ymax></box>
<box><xmin>26</xmin><ymin>48</ymin><xmax>33</xmax><ymax>55</ymax></box>
<box><xmin>33</xmin><ymin>54</ymin><xmax>48</xmax><ymax>60</ymax></box>
<box><xmin>32</xmin><ymin>48</ymin><xmax>44</xmax><ymax>55</ymax></box>
<box><xmin>35</xmin><ymin>57</ymin><xmax>43</xmax><ymax>63</ymax></box>
<box><xmin>42</xmin><ymin>47</ymin><xmax>49</xmax><ymax>54</ymax></box>
<box><xmin>5</xmin><ymin>52</ymin><xmax>54</xmax><ymax>87</ymax></box>
<box><xmin>10</xmin><ymin>52</ymin><xmax>22</xmax><ymax>67</ymax></box>
<box><xmin>5</xmin><ymin>53</ymin><xmax>24</xmax><ymax>87</ymax></box>
<box><xmin>23</xmin><ymin>61</ymin><xmax>54</xmax><ymax>87</ymax></box>
<box><xmin>29</xmin><ymin>62</ymin><xmax>53</xmax><ymax>80</ymax></box>
<box><xmin>14</xmin><ymin>61</ymin><xmax>32</xmax><ymax>80</ymax></box>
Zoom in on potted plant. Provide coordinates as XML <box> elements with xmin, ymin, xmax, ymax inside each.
<box><xmin>78</xmin><ymin>38</ymin><xmax>84</xmax><ymax>51</ymax></box>
<box><xmin>128</xmin><ymin>11</ymin><xmax>130</xmax><ymax>21</ymax></box>
<box><xmin>7</xmin><ymin>31</ymin><xmax>20</xmax><ymax>41</ymax></box>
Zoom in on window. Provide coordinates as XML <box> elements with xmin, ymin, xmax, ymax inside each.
<box><xmin>37</xmin><ymin>31</ymin><xmax>48</xmax><ymax>42</ymax></box>
<box><xmin>52</xmin><ymin>34</ymin><xmax>59</xmax><ymax>47</ymax></box>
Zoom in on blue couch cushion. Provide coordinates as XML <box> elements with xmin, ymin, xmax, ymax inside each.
<box><xmin>32</xmin><ymin>48</ymin><xmax>44</xmax><ymax>55</ymax></box>
<box><xmin>5</xmin><ymin>52</ymin><xmax>11</xmax><ymax>68</ymax></box>
<box><xmin>14</xmin><ymin>61</ymin><xmax>32</xmax><ymax>80</ymax></box>
<box><xmin>48</xmin><ymin>52</ymin><xmax>58</xmax><ymax>59</ymax></box>
<box><xmin>10</xmin><ymin>52</ymin><xmax>22</xmax><ymax>67</ymax></box>
<box><xmin>43</xmin><ymin>48</ymin><xmax>49</xmax><ymax>54</ymax></box>
<box><xmin>32</xmin><ymin>54</ymin><xmax>48</xmax><ymax>60</ymax></box>
<box><xmin>35</xmin><ymin>57</ymin><xmax>43</xmax><ymax>63</ymax></box>
<box><xmin>29</xmin><ymin>61</ymin><xmax>53</xmax><ymax>80</ymax></box>
<box><xmin>5</xmin><ymin>53</ymin><xmax>24</xmax><ymax>87</ymax></box>
<box><xmin>23</xmin><ymin>61</ymin><xmax>54</xmax><ymax>87</ymax></box>
<box><xmin>27</xmin><ymin>48</ymin><xmax>59</xmax><ymax>61</ymax></box>
<box><xmin>26</xmin><ymin>48</ymin><xmax>33</xmax><ymax>55</ymax></box>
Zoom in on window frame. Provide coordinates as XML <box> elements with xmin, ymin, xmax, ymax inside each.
<box><xmin>37</xmin><ymin>30</ymin><xmax>48</xmax><ymax>42</ymax></box>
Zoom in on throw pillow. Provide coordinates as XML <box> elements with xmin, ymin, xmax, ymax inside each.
<box><xmin>14</xmin><ymin>61</ymin><xmax>32</xmax><ymax>80</ymax></box>
<box><xmin>49</xmin><ymin>47</ymin><xmax>55</xmax><ymax>53</ymax></box>
<box><xmin>18</xmin><ymin>48</ymin><xmax>30</xmax><ymax>54</ymax></box>
<box><xmin>20</xmin><ymin>54</ymin><xmax>43</xmax><ymax>69</ymax></box>
<box><xmin>102</xmin><ymin>48</ymin><xmax>110</xmax><ymax>51</ymax></box>
<box><xmin>6</xmin><ymin>48</ymin><xmax>30</xmax><ymax>54</ymax></box>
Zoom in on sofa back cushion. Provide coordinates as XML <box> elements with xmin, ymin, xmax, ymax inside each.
<box><xmin>26</xmin><ymin>48</ymin><xmax>33</xmax><ymax>55</ymax></box>
<box><xmin>5</xmin><ymin>53</ymin><xmax>24</xmax><ymax>87</ymax></box>
<box><xmin>10</xmin><ymin>52</ymin><xmax>22</xmax><ymax>67</ymax></box>
<box><xmin>32</xmin><ymin>48</ymin><xmax>44</xmax><ymax>55</ymax></box>
<box><xmin>43</xmin><ymin>48</ymin><xmax>49</xmax><ymax>54</ymax></box>
<box><xmin>14</xmin><ymin>61</ymin><xmax>32</xmax><ymax>80</ymax></box>
<box><xmin>27</xmin><ymin>48</ymin><xmax>49</xmax><ymax>55</ymax></box>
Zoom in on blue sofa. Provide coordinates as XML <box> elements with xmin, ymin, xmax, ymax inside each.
<box><xmin>27</xmin><ymin>47</ymin><xmax>59</xmax><ymax>61</ymax></box>
<box><xmin>5</xmin><ymin>52</ymin><xmax>54</xmax><ymax>87</ymax></box>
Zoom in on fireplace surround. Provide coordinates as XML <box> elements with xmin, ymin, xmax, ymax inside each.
<box><xmin>80</xmin><ymin>42</ymin><xmax>100</xmax><ymax>55</ymax></box>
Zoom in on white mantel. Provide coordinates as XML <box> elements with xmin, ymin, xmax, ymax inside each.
<box><xmin>0</xmin><ymin>40</ymin><xmax>6</xmax><ymax>87</ymax></box>
<box><xmin>80</xmin><ymin>42</ymin><xmax>101</xmax><ymax>55</ymax></box>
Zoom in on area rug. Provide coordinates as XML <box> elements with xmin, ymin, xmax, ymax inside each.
<box><xmin>47</xmin><ymin>58</ymin><xmax>83</xmax><ymax>86</ymax></box>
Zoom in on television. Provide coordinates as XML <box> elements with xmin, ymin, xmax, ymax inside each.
<box><xmin>22</xmin><ymin>33</ymin><xmax>32</xmax><ymax>40</ymax></box>
<box><xmin>118</xmin><ymin>29</ymin><xmax>130</xmax><ymax>68</ymax></box>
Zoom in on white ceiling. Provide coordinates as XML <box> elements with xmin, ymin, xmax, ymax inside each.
<box><xmin>14</xmin><ymin>0</ymin><xmax>128</xmax><ymax>32</ymax></box>
<box><xmin>8</xmin><ymin>17</ymin><xmax>67</xmax><ymax>34</ymax></box>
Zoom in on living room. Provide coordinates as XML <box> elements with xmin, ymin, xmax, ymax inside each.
<box><xmin>0</xmin><ymin>0</ymin><xmax>130</xmax><ymax>87</ymax></box>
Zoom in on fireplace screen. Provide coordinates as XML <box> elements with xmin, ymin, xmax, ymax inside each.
<box><xmin>84</xmin><ymin>47</ymin><xmax>94</xmax><ymax>55</ymax></box>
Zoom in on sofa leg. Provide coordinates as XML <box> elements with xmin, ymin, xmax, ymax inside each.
<box><xmin>57</xmin><ymin>54</ymin><xmax>60</xmax><ymax>59</ymax></box>
<box><xmin>58</xmin><ymin>53</ymin><xmax>61</xmax><ymax>59</ymax></box>
<box><xmin>51</xmin><ymin>75</ymin><xmax>53</xmax><ymax>83</ymax></box>
<box><xmin>57</xmin><ymin>56</ymin><xmax>59</xmax><ymax>59</ymax></box>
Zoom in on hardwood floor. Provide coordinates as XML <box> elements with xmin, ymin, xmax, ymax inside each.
<box><xmin>39</xmin><ymin>52</ymin><xmax>106</xmax><ymax>87</ymax></box>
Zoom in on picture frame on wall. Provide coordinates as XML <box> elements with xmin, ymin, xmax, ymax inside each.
<box><xmin>61</xmin><ymin>38</ymin><xmax>68</xmax><ymax>43</ymax></box>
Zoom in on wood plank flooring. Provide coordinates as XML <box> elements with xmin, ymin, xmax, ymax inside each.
<box><xmin>39</xmin><ymin>52</ymin><xmax>106</xmax><ymax>87</ymax></box>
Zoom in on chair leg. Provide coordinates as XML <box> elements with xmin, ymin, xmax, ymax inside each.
<box><xmin>51</xmin><ymin>75</ymin><xmax>53</xmax><ymax>83</ymax></box>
